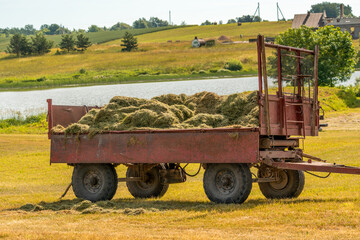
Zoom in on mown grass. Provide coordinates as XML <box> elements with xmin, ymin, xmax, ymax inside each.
<box><xmin>0</xmin><ymin>129</ymin><xmax>360</xmax><ymax>239</ymax></box>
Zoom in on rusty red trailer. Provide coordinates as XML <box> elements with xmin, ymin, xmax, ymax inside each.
<box><xmin>48</xmin><ymin>35</ymin><xmax>360</xmax><ymax>204</ymax></box>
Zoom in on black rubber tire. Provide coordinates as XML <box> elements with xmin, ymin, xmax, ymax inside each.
<box><xmin>72</xmin><ymin>164</ymin><xmax>118</xmax><ymax>202</ymax></box>
<box><xmin>203</xmin><ymin>163</ymin><xmax>252</xmax><ymax>204</ymax></box>
<box><xmin>126</xmin><ymin>166</ymin><xmax>169</xmax><ymax>199</ymax></box>
<box><xmin>258</xmin><ymin>169</ymin><xmax>305</xmax><ymax>199</ymax></box>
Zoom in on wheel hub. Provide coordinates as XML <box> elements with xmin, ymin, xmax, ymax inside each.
<box><xmin>137</xmin><ymin>172</ymin><xmax>157</xmax><ymax>190</ymax></box>
<box><xmin>83</xmin><ymin>170</ymin><xmax>103</xmax><ymax>193</ymax></box>
<box><xmin>270</xmin><ymin>170</ymin><xmax>288</xmax><ymax>190</ymax></box>
<box><xmin>215</xmin><ymin>170</ymin><xmax>236</xmax><ymax>194</ymax></box>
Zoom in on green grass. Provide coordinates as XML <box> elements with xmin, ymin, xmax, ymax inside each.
<box><xmin>0</xmin><ymin>38</ymin><xmax>9</xmax><ymax>52</ymax></box>
<box><xmin>0</xmin><ymin>114</ymin><xmax>47</xmax><ymax>134</ymax></box>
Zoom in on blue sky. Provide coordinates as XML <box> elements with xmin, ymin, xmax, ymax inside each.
<box><xmin>0</xmin><ymin>0</ymin><xmax>359</xmax><ymax>29</ymax></box>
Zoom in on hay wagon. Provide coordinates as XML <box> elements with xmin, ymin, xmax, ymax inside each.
<box><xmin>47</xmin><ymin>35</ymin><xmax>360</xmax><ymax>204</ymax></box>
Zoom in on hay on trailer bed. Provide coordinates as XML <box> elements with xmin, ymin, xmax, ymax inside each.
<box><xmin>51</xmin><ymin>91</ymin><xmax>259</xmax><ymax>135</ymax></box>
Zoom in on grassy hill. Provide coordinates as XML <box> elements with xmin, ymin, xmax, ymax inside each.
<box><xmin>108</xmin><ymin>21</ymin><xmax>292</xmax><ymax>44</ymax></box>
<box><xmin>0</xmin><ymin>21</ymin><xmax>294</xmax><ymax>90</ymax></box>
<box><xmin>0</xmin><ymin>26</ymin><xmax>188</xmax><ymax>52</ymax></box>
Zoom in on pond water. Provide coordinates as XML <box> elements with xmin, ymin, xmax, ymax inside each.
<box><xmin>0</xmin><ymin>71</ymin><xmax>359</xmax><ymax>119</ymax></box>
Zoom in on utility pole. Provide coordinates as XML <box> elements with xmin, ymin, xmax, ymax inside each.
<box><xmin>276</xmin><ymin>3</ymin><xmax>285</xmax><ymax>21</ymax></box>
<box><xmin>169</xmin><ymin>10</ymin><xmax>172</xmax><ymax>25</ymax></box>
<box><xmin>252</xmin><ymin>3</ymin><xmax>260</xmax><ymax>22</ymax></box>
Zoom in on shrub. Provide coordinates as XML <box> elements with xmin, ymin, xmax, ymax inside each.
<box><xmin>224</xmin><ymin>60</ymin><xmax>243</xmax><ymax>71</ymax></box>
<box><xmin>36</xmin><ymin>76</ymin><xmax>46</xmax><ymax>82</ymax></box>
<box><xmin>79</xmin><ymin>68</ymin><xmax>86</xmax><ymax>74</ymax></box>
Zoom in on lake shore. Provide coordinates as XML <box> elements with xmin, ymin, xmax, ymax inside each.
<box><xmin>0</xmin><ymin>71</ymin><xmax>257</xmax><ymax>92</ymax></box>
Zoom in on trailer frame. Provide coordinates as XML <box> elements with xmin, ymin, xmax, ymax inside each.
<box><xmin>48</xmin><ymin>35</ymin><xmax>360</xmax><ymax>204</ymax></box>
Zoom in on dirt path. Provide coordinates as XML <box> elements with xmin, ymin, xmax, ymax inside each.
<box><xmin>323</xmin><ymin>109</ymin><xmax>360</xmax><ymax>130</ymax></box>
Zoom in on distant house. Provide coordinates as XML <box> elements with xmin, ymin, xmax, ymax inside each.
<box><xmin>292</xmin><ymin>12</ymin><xmax>326</xmax><ymax>29</ymax></box>
<box><xmin>292</xmin><ymin>4</ymin><xmax>360</xmax><ymax>39</ymax></box>
<box><xmin>327</xmin><ymin>18</ymin><xmax>360</xmax><ymax>39</ymax></box>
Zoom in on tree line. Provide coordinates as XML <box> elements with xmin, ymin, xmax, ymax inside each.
<box><xmin>7</xmin><ymin>33</ymin><xmax>91</xmax><ymax>57</ymax></box>
<box><xmin>0</xmin><ymin>17</ymin><xmax>170</xmax><ymax>37</ymax></box>
<box><xmin>6</xmin><ymin>30</ymin><xmax>140</xmax><ymax>57</ymax></box>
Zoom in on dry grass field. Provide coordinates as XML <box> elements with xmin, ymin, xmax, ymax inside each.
<box><xmin>1</xmin><ymin>123</ymin><xmax>360</xmax><ymax>239</ymax></box>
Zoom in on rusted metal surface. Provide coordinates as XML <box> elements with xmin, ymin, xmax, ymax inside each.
<box><xmin>50</xmin><ymin>129</ymin><xmax>259</xmax><ymax>164</ymax></box>
<box><xmin>259</xmin><ymin>150</ymin><xmax>296</xmax><ymax>159</ymax></box>
<box><xmin>264</xmin><ymin>42</ymin><xmax>315</xmax><ymax>54</ymax></box>
<box><xmin>47</xmin><ymin>98</ymin><xmax>99</xmax><ymax>139</ymax></box>
<box><xmin>258</xmin><ymin>95</ymin><xmax>317</xmax><ymax>136</ymax></box>
<box><xmin>259</xmin><ymin>138</ymin><xmax>299</xmax><ymax>148</ymax></box>
<box><xmin>312</xmin><ymin>45</ymin><xmax>319</xmax><ymax>135</ymax></box>
<box><xmin>267</xmin><ymin>161</ymin><xmax>360</xmax><ymax>175</ymax></box>
<box><xmin>256</xmin><ymin>35</ymin><xmax>319</xmax><ymax>137</ymax></box>
<box><xmin>47</xmin><ymin>99</ymin><xmax>52</xmax><ymax>139</ymax></box>
<box><xmin>258</xmin><ymin>35</ymin><xmax>271</xmax><ymax>135</ymax></box>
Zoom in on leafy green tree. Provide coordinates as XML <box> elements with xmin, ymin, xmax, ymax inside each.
<box><xmin>59</xmin><ymin>34</ymin><xmax>75</xmax><ymax>52</ymax></box>
<box><xmin>76</xmin><ymin>33</ymin><xmax>92</xmax><ymax>51</ymax></box>
<box><xmin>121</xmin><ymin>31</ymin><xmax>138</xmax><ymax>52</ymax></box>
<box><xmin>148</xmin><ymin>17</ymin><xmax>169</xmax><ymax>27</ymax></box>
<box><xmin>55</xmin><ymin>26</ymin><xmax>71</xmax><ymax>35</ymax></box>
<box><xmin>110</xmin><ymin>22</ymin><xmax>131</xmax><ymax>31</ymax></box>
<box><xmin>23</xmin><ymin>24</ymin><xmax>36</xmax><ymax>35</ymax></box>
<box><xmin>48</xmin><ymin>24</ymin><xmax>60</xmax><ymax>35</ymax></box>
<box><xmin>227</xmin><ymin>19</ymin><xmax>237</xmax><ymax>24</ymax></box>
<box><xmin>201</xmin><ymin>20</ymin><xmax>212</xmax><ymax>26</ymax></box>
<box><xmin>132</xmin><ymin>18</ymin><xmax>149</xmax><ymax>29</ymax></box>
<box><xmin>31</xmin><ymin>33</ymin><xmax>53</xmax><ymax>55</ymax></box>
<box><xmin>270</xmin><ymin>26</ymin><xmax>356</xmax><ymax>86</ymax></box>
<box><xmin>7</xmin><ymin>33</ymin><xmax>31</xmax><ymax>57</ymax></box>
<box><xmin>310</xmin><ymin>2</ymin><xmax>353</xmax><ymax>18</ymax></box>
<box><xmin>87</xmin><ymin>25</ymin><xmax>102</xmax><ymax>32</ymax></box>
<box><xmin>236</xmin><ymin>15</ymin><xmax>261</xmax><ymax>22</ymax></box>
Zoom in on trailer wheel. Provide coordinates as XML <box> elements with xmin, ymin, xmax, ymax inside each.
<box><xmin>72</xmin><ymin>164</ymin><xmax>118</xmax><ymax>202</ymax></box>
<box><xmin>126</xmin><ymin>167</ymin><xmax>169</xmax><ymax>199</ymax></box>
<box><xmin>203</xmin><ymin>164</ymin><xmax>252</xmax><ymax>204</ymax></box>
<box><xmin>258</xmin><ymin>168</ymin><xmax>305</xmax><ymax>199</ymax></box>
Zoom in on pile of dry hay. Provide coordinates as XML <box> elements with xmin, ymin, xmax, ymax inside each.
<box><xmin>52</xmin><ymin>91</ymin><xmax>259</xmax><ymax>135</ymax></box>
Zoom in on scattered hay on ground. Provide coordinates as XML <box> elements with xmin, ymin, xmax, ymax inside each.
<box><xmin>19</xmin><ymin>203</ymin><xmax>44</xmax><ymax>212</ymax></box>
<box><xmin>18</xmin><ymin>200</ymin><xmax>160</xmax><ymax>215</ymax></box>
<box><xmin>51</xmin><ymin>91</ymin><xmax>259</xmax><ymax>135</ymax></box>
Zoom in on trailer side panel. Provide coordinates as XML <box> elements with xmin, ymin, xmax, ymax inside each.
<box><xmin>50</xmin><ymin>129</ymin><xmax>259</xmax><ymax>164</ymax></box>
